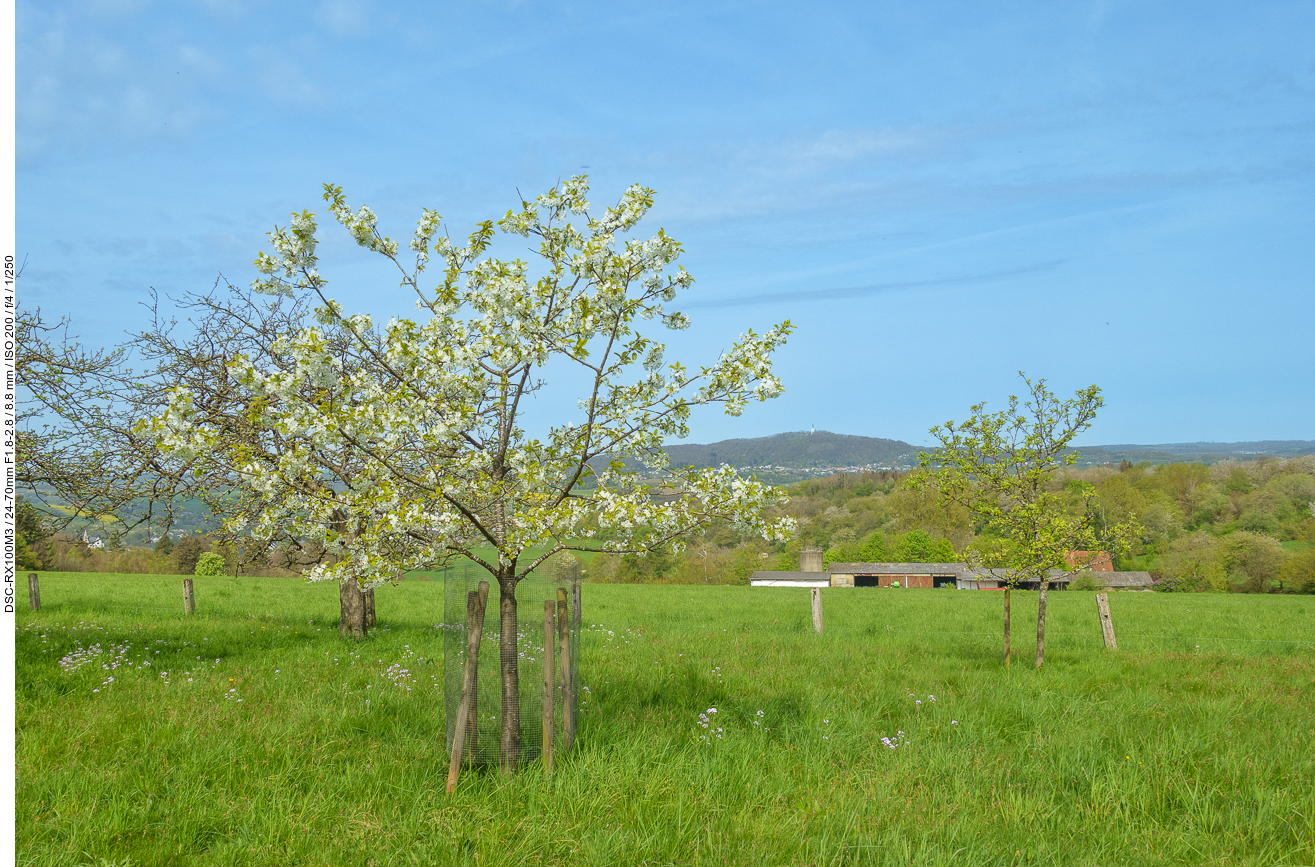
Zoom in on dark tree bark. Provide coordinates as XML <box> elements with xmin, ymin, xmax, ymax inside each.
<box><xmin>363</xmin><ymin>587</ymin><xmax>376</xmax><ymax>630</ymax></box>
<box><xmin>498</xmin><ymin>572</ymin><xmax>520</xmax><ymax>772</ymax></box>
<box><xmin>339</xmin><ymin>579</ymin><xmax>367</xmax><ymax>638</ymax></box>
<box><xmin>1035</xmin><ymin>582</ymin><xmax>1049</xmax><ymax>669</ymax></box>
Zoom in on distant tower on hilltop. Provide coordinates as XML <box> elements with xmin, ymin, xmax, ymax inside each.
<box><xmin>810</xmin><ymin>425</ymin><xmax>815</xmax><ymax>434</ymax></box>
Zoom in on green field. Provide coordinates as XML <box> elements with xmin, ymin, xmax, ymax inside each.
<box><xmin>15</xmin><ymin>574</ymin><xmax>1315</xmax><ymax>866</ymax></box>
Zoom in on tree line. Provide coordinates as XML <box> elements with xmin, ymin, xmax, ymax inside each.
<box><xmin>585</xmin><ymin>455</ymin><xmax>1314</xmax><ymax>594</ymax></box>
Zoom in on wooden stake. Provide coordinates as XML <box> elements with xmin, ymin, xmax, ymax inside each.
<box><xmin>28</xmin><ymin>574</ymin><xmax>40</xmax><ymax>612</ymax></box>
<box><xmin>543</xmin><ymin>599</ymin><xmax>555</xmax><ymax>775</ymax></box>
<box><xmin>1035</xmin><ymin>584</ymin><xmax>1048</xmax><ymax>669</ymax></box>
<box><xmin>557</xmin><ymin>588</ymin><xmax>573</xmax><ymax>750</ymax></box>
<box><xmin>1096</xmin><ymin>593</ymin><xmax>1118</xmax><ymax>650</ymax></box>
<box><xmin>182</xmin><ymin>578</ymin><xmax>195</xmax><ymax>615</ymax></box>
<box><xmin>811</xmin><ymin>588</ymin><xmax>824</xmax><ymax>634</ymax></box>
<box><xmin>569</xmin><ymin>581</ymin><xmax>581</xmax><ymax>747</ymax></box>
<box><xmin>1003</xmin><ymin>586</ymin><xmax>1011</xmax><ymax>668</ymax></box>
<box><xmin>447</xmin><ymin>580</ymin><xmax>490</xmax><ymax>794</ymax></box>
<box><xmin>465</xmin><ymin>591</ymin><xmax>479</xmax><ymax>762</ymax></box>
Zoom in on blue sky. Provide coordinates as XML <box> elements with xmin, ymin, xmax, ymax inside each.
<box><xmin>16</xmin><ymin>0</ymin><xmax>1315</xmax><ymax>447</ymax></box>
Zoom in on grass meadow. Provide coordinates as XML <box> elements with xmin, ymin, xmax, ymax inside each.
<box><xmin>14</xmin><ymin>573</ymin><xmax>1315</xmax><ymax>867</ymax></box>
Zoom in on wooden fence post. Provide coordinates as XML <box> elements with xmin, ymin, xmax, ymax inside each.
<box><xmin>543</xmin><ymin>599</ymin><xmax>555</xmax><ymax>775</ymax></box>
<box><xmin>447</xmin><ymin>580</ymin><xmax>490</xmax><ymax>794</ymax></box>
<box><xmin>182</xmin><ymin>578</ymin><xmax>195</xmax><ymax>615</ymax></box>
<box><xmin>811</xmin><ymin>587</ymin><xmax>824</xmax><ymax>634</ymax></box>
<box><xmin>1096</xmin><ymin>593</ymin><xmax>1118</xmax><ymax>650</ymax></box>
<box><xmin>557</xmin><ymin>588</ymin><xmax>574</xmax><ymax>750</ymax></box>
<box><xmin>28</xmin><ymin>574</ymin><xmax>40</xmax><ymax>612</ymax></box>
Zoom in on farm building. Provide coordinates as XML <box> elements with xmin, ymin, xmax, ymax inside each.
<box><xmin>750</xmin><ymin>558</ymin><xmax>1154</xmax><ymax>590</ymax></box>
<box><xmin>826</xmin><ymin>562</ymin><xmax>963</xmax><ymax>589</ymax></box>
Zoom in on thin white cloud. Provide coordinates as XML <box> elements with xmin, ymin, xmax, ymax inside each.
<box><xmin>81</xmin><ymin>0</ymin><xmax>154</xmax><ymax>18</ymax></box>
<box><xmin>17</xmin><ymin>8</ymin><xmax>224</xmax><ymax>160</ymax></box>
<box><xmin>314</xmin><ymin>0</ymin><xmax>371</xmax><ymax>39</ymax></box>
<box><xmin>177</xmin><ymin>44</ymin><xmax>226</xmax><ymax>79</ymax></box>
<box><xmin>682</xmin><ymin>260</ymin><xmax>1066</xmax><ymax>309</ymax></box>
<box><xmin>253</xmin><ymin>49</ymin><xmax>324</xmax><ymax>105</ymax></box>
<box><xmin>774</xmin><ymin>128</ymin><xmax>926</xmax><ymax>171</ymax></box>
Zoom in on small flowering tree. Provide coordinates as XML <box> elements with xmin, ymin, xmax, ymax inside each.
<box><xmin>910</xmin><ymin>374</ymin><xmax>1140</xmax><ymax>669</ymax></box>
<box><xmin>148</xmin><ymin>177</ymin><xmax>795</xmax><ymax>767</ymax></box>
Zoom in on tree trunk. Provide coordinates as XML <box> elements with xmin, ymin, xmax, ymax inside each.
<box><xmin>339</xmin><ymin>578</ymin><xmax>367</xmax><ymax>638</ymax></box>
<box><xmin>1035</xmin><ymin>581</ymin><xmax>1049</xmax><ymax>669</ymax></box>
<box><xmin>1003</xmin><ymin>586</ymin><xmax>1012</xmax><ymax>668</ymax></box>
<box><xmin>363</xmin><ymin>587</ymin><xmax>376</xmax><ymax>630</ymax></box>
<box><xmin>498</xmin><ymin>573</ymin><xmax>520</xmax><ymax>772</ymax></box>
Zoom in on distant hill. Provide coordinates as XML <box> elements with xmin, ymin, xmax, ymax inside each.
<box><xmin>664</xmin><ymin>431</ymin><xmax>922</xmax><ymax>471</ymax></box>
<box><xmin>652</xmin><ymin>432</ymin><xmax>1315</xmax><ymax>476</ymax></box>
<box><xmin>1070</xmin><ymin>441</ymin><xmax>1315</xmax><ymax>466</ymax></box>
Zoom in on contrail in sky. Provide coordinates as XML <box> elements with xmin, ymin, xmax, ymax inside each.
<box><xmin>683</xmin><ymin>259</ymin><xmax>1066</xmax><ymax>309</ymax></box>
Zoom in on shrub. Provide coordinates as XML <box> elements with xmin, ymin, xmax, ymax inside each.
<box><xmin>1160</xmin><ymin>531</ymin><xmax>1226</xmax><ymax>592</ymax></box>
<box><xmin>1069</xmin><ymin>573</ymin><xmax>1106</xmax><ymax>591</ymax></box>
<box><xmin>194</xmin><ymin>552</ymin><xmax>227</xmax><ymax>576</ymax></box>
<box><xmin>1277</xmin><ymin>547</ymin><xmax>1315</xmax><ymax>593</ymax></box>
<box><xmin>1219</xmin><ymin>531</ymin><xmax>1286</xmax><ymax>593</ymax></box>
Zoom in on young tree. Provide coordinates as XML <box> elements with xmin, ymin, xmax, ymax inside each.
<box><xmin>147</xmin><ymin>177</ymin><xmax>796</xmax><ymax>767</ymax></box>
<box><xmin>15</xmin><ymin>307</ymin><xmax>179</xmax><ymax>539</ymax></box>
<box><xmin>132</xmin><ymin>284</ymin><xmax>354</xmax><ymax>616</ymax></box>
<box><xmin>911</xmin><ymin>374</ymin><xmax>1139</xmax><ymax>669</ymax></box>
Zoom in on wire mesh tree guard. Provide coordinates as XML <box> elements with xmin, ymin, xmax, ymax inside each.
<box><xmin>443</xmin><ymin>558</ymin><xmax>580</xmax><ymax>778</ymax></box>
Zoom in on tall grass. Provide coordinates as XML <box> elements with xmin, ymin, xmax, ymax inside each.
<box><xmin>16</xmin><ymin>574</ymin><xmax>1315</xmax><ymax>866</ymax></box>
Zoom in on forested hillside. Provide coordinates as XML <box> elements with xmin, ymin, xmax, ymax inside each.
<box><xmin>591</xmin><ymin>456</ymin><xmax>1315</xmax><ymax>592</ymax></box>
<box><xmin>22</xmin><ymin>452</ymin><xmax>1315</xmax><ymax>594</ymax></box>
